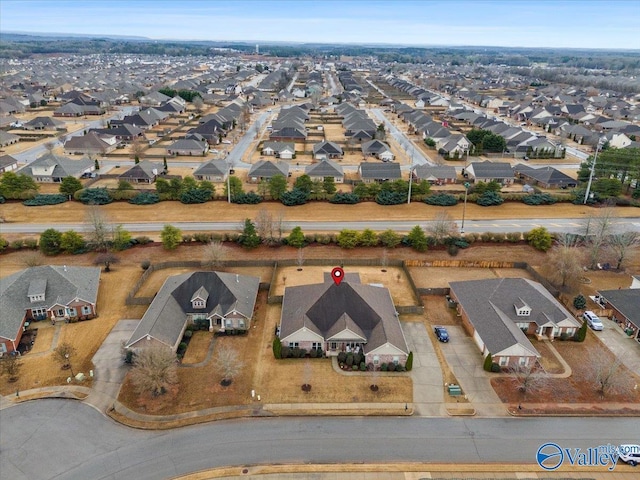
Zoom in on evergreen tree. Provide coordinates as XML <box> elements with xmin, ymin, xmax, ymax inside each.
<box><xmin>238</xmin><ymin>219</ymin><xmax>261</xmax><ymax>249</ymax></box>
<box><xmin>407</xmin><ymin>225</ymin><xmax>428</xmax><ymax>252</ymax></box>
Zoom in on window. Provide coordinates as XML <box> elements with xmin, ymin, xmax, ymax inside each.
<box><xmin>238</xmin><ymin>319</ymin><xmax>246</xmax><ymax>329</ymax></box>
<box><xmin>499</xmin><ymin>357</ymin><xmax>509</xmax><ymax>367</ymax></box>
<box><xmin>373</xmin><ymin>355</ymin><xmax>380</xmax><ymax>365</ymax></box>
<box><xmin>312</xmin><ymin>342</ymin><xmax>321</xmax><ymax>350</ymax></box>
<box><xmin>57</xmin><ymin>308</ymin><xmax>65</xmax><ymax>317</ymax></box>
<box><xmin>289</xmin><ymin>342</ymin><xmax>299</xmax><ymax>348</ymax></box>
<box><xmin>82</xmin><ymin>305</ymin><xmax>92</xmax><ymax>315</ymax></box>
<box><xmin>68</xmin><ymin>308</ymin><xmax>76</xmax><ymax>317</ymax></box>
<box><xmin>0</xmin><ymin>343</ymin><xmax>7</xmax><ymax>353</ymax></box>
<box><xmin>330</xmin><ymin>342</ymin><xmax>337</xmax><ymax>350</ymax></box>
<box><xmin>392</xmin><ymin>356</ymin><xmax>399</xmax><ymax>365</ymax></box>
<box><xmin>518</xmin><ymin>357</ymin><xmax>529</xmax><ymax>367</ymax></box>
<box><xmin>225</xmin><ymin>318</ymin><xmax>232</xmax><ymax>328</ymax></box>
<box><xmin>192</xmin><ymin>314</ymin><xmax>207</xmax><ymax>321</ymax></box>
<box><xmin>192</xmin><ymin>300</ymin><xmax>205</xmax><ymax>309</ymax></box>
<box><xmin>32</xmin><ymin>308</ymin><xmax>47</xmax><ymax>318</ymax></box>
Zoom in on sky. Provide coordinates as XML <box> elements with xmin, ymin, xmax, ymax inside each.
<box><xmin>1</xmin><ymin>0</ymin><xmax>639</xmax><ymax>50</ymax></box>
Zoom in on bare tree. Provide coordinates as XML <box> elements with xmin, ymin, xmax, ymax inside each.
<box><xmin>216</xmin><ymin>344</ymin><xmax>244</xmax><ymax>386</ymax></box>
<box><xmin>607</xmin><ymin>231</ymin><xmax>638</xmax><ymax>270</ymax></box>
<box><xmin>53</xmin><ymin>343</ymin><xmax>77</xmax><ymax>371</ymax></box>
<box><xmin>94</xmin><ymin>252</ymin><xmax>120</xmax><ymax>272</ymax></box>
<box><xmin>22</xmin><ymin>251</ymin><xmax>46</xmax><ymax>267</ymax></box>
<box><xmin>130</xmin><ymin>136</ymin><xmax>145</xmax><ymax>160</ymax></box>
<box><xmin>255</xmin><ymin>209</ymin><xmax>276</xmax><ymax>245</ymax></box>
<box><xmin>274</xmin><ymin>211</ymin><xmax>285</xmax><ymax>241</ymax></box>
<box><xmin>381</xmin><ymin>248</ymin><xmax>389</xmax><ymax>269</ymax></box>
<box><xmin>86</xmin><ymin>207</ymin><xmax>111</xmax><ymax>251</ymax></box>
<box><xmin>202</xmin><ymin>240</ymin><xmax>228</xmax><ymax>269</ymax></box>
<box><xmin>192</xmin><ymin>96</ymin><xmax>205</xmax><ymax>114</ymax></box>
<box><xmin>509</xmin><ymin>364</ymin><xmax>549</xmax><ymax>401</ymax></box>
<box><xmin>426</xmin><ymin>211</ymin><xmax>459</xmax><ymax>245</ymax></box>
<box><xmin>547</xmin><ymin>234</ymin><xmax>585</xmax><ymax>288</ymax></box>
<box><xmin>582</xmin><ymin>205</ymin><xmax>617</xmax><ymax>269</ymax></box>
<box><xmin>44</xmin><ymin>141</ymin><xmax>56</xmax><ymax>153</ymax></box>
<box><xmin>589</xmin><ymin>352</ymin><xmax>631</xmax><ymax>399</ymax></box>
<box><xmin>296</xmin><ymin>247</ymin><xmax>304</xmax><ymax>269</ymax></box>
<box><xmin>0</xmin><ymin>354</ymin><xmax>23</xmax><ymax>383</ymax></box>
<box><xmin>130</xmin><ymin>345</ymin><xmax>178</xmax><ymax>397</ymax></box>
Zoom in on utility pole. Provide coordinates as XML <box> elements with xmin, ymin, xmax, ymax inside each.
<box><xmin>461</xmin><ymin>182</ymin><xmax>470</xmax><ymax>234</ymax></box>
<box><xmin>583</xmin><ymin>140</ymin><xmax>602</xmax><ymax>205</ymax></box>
<box><xmin>407</xmin><ymin>146</ymin><xmax>415</xmax><ymax>204</ymax></box>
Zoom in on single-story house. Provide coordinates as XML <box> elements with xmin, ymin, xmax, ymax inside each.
<box><xmin>0</xmin><ymin>266</ymin><xmax>100</xmax><ymax>354</ymax></box>
<box><xmin>449</xmin><ymin>278</ymin><xmax>581</xmax><ymax>368</ymax></box>
<box><xmin>597</xmin><ymin>288</ymin><xmax>640</xmax><ymax>341</ymax></box>
<box><xmin>118</xmin><ymin>160</ymin><xmax>163</xmax><ymax>184</ymax></box>
<box><xmin>64</xmin><ymin>132</ymin><xmax>118</xmax><ymax>156</ymax></box>
<box><xmin>261</xmin><ymin>141</ymin><xmax>295</xmax><ymax>159</ymax></box>
<box><xmin>413</xmin><ymin>165</ymin><xmax>457</xmax><ymax>184</ymax></box>
<box><xmin>18</xmin><ymin>153</ymin><xmax>94</xmax><ymax>183</ymax></box>
<box><xmin>361</xmin><ymin>140</ymin><xmax>394</xmax><ymax>161</ymax></box>
<box><xmin>166</xmin><ymin>138</ymin><xmax>209</xmax><ymax>156</ymax></box>
<box><xmin>514</xmin><ymin>165</ymin><xmax>577</xmax><ymax>189</ymax></box>
<box><xmin>279</xmin><ymin>272</ymin><xmax>409</xmax><ymax>367</ymax></box>
<box><xmin>359</xmin><ymin>162</ymin><xmax>401</xmax><ymax>183</ymax></box>
<box><xmin>312</xmin><ymin>140</ymin><xmax>344</xmax><ymax>160</ymax></box>
<box><xmin>125</xmin><ymin>272</ymin><xmax>259</xmax><ymax>353</ymax></box>
<box><xmin>24</xmin><ymin>116</ymin><xmax>66</xmax><ymax>131</ymax></box>
<box><xmin>466</xmin><ymin>161</ymin><xmax>514</xmax><ymax>185</ymax></box>
<box><xmin>0</xmin><ymin>131</ymin><xmax>19</xmax><ymax>147</ymax></box>
<box><xmin>305</xmin><ymin>159</ymin><xmax>344</xmax><ymax>183</ymax></box>
<box><xmin>0</xmin><ymin>154</ymin><xmax>19</xmax><ymax>174</ymax></box>
<box><xmin>193</xmin><ymin>159</ymin><xmax>229</xmax><ymax>182</ymax></box>
<box><xmin>248</xmin><ymin>160</ymin><xmax>289</xmax><ymax>183</ymax></box>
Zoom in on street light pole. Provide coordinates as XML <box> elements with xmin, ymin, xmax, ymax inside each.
<box><xmin>65</xmin><ymin>353</ymin><xmax>74</xmax><ymax>378</ymax></box>
<box><xmin>407</xmin><ymin>147</ymin><xmax>415</xmax><ymax>204</ymax></box>
<box><xmin>461</xmin><ymin>182</ymin><xmax>470</xmax><ymax>234</ymax></box>
<box><xmin>583</xmin><ymin>140</ymin><xmax>602</xmax><ymax>205</ymax></box>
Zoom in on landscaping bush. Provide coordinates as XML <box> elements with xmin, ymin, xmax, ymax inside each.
<box><xmin>183</xmin><ymin>330</ymin><xmax>193</xmax><ymax>339</ymax></box>
<box><xmin>491</xmin><ymin>232</ymin><xmax>506</xmax><ymax>243</ymax></box>
<box><xmin>405</xmin><ymin>351</ymin><xmax>413</xmax><ymax>371</ymax></box>
<box><xmin>506</xmin><ymin>232</ymin><xmax>522</xmax><ymax>243</ymax></box>
<box><xmin>573</xmin><ymin>294</ymin><xmax>587</xmax><ymax>310</ymax></box>
<box><xmin>359</xmin><ymin>362</ymin><xmax>366</xmax><ymax>371</ymax></box>
<box><xmin>424</xmin><ymin>193</ymin><xmax>458</xmax><ymax>206</ymax></box>
<box><xmin>0</xmin><ymin>236</ymin><xmax>7</xmax><ymax>252</ymax></box>
<box><xmin>180</xmin><ymin>188</ymin><xmax>212</xmax><ymax>204</ymax></box>
<box><xmin>23</xmin><ymin>238</ymin><xmax>37</xmax><ymax>249</ymax></box>
<box><xmin>330</xmin><ymin>192</ymin><xmax>360</xmax><ymax>204</ymax></box>
<box><xmin>376</xmin><ymin>190</ymin><xmax>405</xmax><ymax>205</ymax></box>
<box><xmin>272</xmin><ymin>337</ymin><xmax>282</xmax><ymax>359</ymax></box>
<box><xmin>309</xmin><ymin>348</ymin><xmax>317</xmax><ymax>358</ymax></box>
<box><xmin>280</xmin><ymin>188</ymin><xmax>309</xmax><ymax>206</ymax></box>
<box><xmin>447</xmin><ymin>244</ymin><xmax>459</xmax><ymax>256</ymax></box>
<box><xmin>380</xmin><ymin>363</ymin><xmax>388</xmax><ymax>372</ymax></box>
<box><xmin>129</xmin><ymin>192</ymin><xmax>160</xmax><ymax>205</ymax></box>
<box><xmin>193</xmin><ymin>233</ymin><xmax>214</xmax><ymax>243</ymax></box>
<box><xmin>345</xmin><ymin>352</ymin><xmax>354</xmax><ymax>367</ymax></box>
<box><xmin>574</xmin><ymin>320</ymin><xmax>587</xmax><ymax>342</ymax></box>
<box><xmin>387</xmin><ymin>362</ymin><xmax>396</xmax><ymax>372</ymax></box>
<box><xmin>396</xmin><ymin>365</ymin><xmax>406</xmax><ymax>372</ymax></box>
<box><xmin>77</xmin><ymin>188</ymin><xmax>112</xmax><ymax>205</ymax></box>
<box><xmin>178</xmin><ymin>341</ymin><xmax>188</xmax><ymax>352</ymax></box>
<box><xmin>280</xmin><ymin>346</ymin><xmax>290</xmax><ymax>358</ymax></box>
<box><xmin>133</xmin><ymin>236</ymin><xmax>152</xmax><ymax>245</ymax></box>
<box><xmin>490</xmin><ymin>363</ymin><xmax>501</xmax><ymax>373</ymax></box>
<box><xmin>337</xmin><ymin>351</ymin><xmax>347</xmax><ymax>363</ymax></box>
<box><xmin>316</xmin><ymin>234</ymin><xmax>333</xmax><ymax>245</ymax></box>
<box><xmin>182</xmin><ymin>234</ymin><xmax>193</xmax><ymax>243</ymax></box>
<box><xmin>141</xmin><ymin>260</ymin><xmax>151</xmax><ymax>270</ymax></box>
<box><xmin>109</xmin><ymin>190</ymin><xmax>138</xmax><ymax>201</ymax></box>
<box><xmin>463</xmin><ymin>233</ymin><xmax>477</xmax><ymax>243</ymax></box>
<box><xmin>23</xmin><ymin>194</ymin><xmax>67</xmax><ymax>206</ymax></box>
<box><xmin>483</xmin><ymin>353</ymin><xmax>493</xmax><ymax>372</ymax></box>
<box><xmin>0</xmin><ymin>195</ymin><xmax>4</xmax><ymax>204</ymax></box>
<box><xmin>11</xmin><ymin>239</ymin><xmax>24</xmax><ymax>250</ymax></box>
<box><xmin>476</xmin><ymin>191</ymin><xmax>504</xmax><ymax>206</ymax></box>
<box><xmin>522</xmin><ymin>193</ymin><xmax>557</xmax><ymax>205</ymax></box>
<box><xmin>480</xmin><ymin>232</ymin><xmax>493</xmax><ymax>243</ymax></box>
<box><xmin>232</xmin><ymin>192</ymin><xmax>263</xmax><ymax>204</ymax></box>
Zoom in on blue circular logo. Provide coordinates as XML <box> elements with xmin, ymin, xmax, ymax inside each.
<box><xmin>537</xmin><ymin>442</ymin><xmax>564</xmax><ymax>471</ymax></box>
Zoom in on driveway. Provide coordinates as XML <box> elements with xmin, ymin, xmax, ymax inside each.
<box><xmin>440</xmin><ymin>325</ymin><xmax>505</xmax><ymax>416</ymax></box>
<box><xmin>83</xmin><ymin>319</ymin><xmax>139</xmax><ymax>413</ymax></box>
<box><xmin>401</xmin><ymin>321</ymin><xmax>443</xmax><ymax>416</ymax></box>
<box><xmin>598</xmin><ymin>318</ymin><xmax>640</xmax><ymax>375</ymax></box>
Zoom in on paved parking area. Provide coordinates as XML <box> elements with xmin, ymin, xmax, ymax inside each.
<box><xmin>440</xmin><ymin>325</ymin><xmax>505</xmax><ymax>416</ymax></box>
<box><xmin>598</xmin><ymin>318</ymin><xmax>640</xmax><ymax>375</ymax></box>
<box><xmin>401</xmin><ymin>321</ymin><xmax>443</xmax><ymax>416</ymax></box>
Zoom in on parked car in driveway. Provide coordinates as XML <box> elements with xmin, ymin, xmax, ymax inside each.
<box><xmin>617</xmin><ymin>445</ymin><xmax>640</xmax><ymax>466</ymax></box>
<box><xmin>583</xmin><ymin>311</ymin><xmax>603</xmax><ymax>331</ymax></box>
<box><xmin>434</xmin><ymin>326</ymin><xmax>449</xmax><ymax>342</ymax></box>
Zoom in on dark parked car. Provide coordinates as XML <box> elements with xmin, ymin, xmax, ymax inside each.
<box><xmin>434</xmin><ymin>326</ymin><xmax>449</xmax><ymax>342</ymax></box>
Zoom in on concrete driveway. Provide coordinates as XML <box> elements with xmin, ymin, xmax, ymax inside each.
<box><xmin>440</xmin><ymin>325</ymin><xmax>505</xmax><ymax>416</ymax></box>
<box><xmin>401</xmin><ymin>321</ymin><xmax>443</xmax><ymax>416</ymax></box>
<box><xmin>598</xmin><ymin>318</ymin><xmax>640</xmax><ymax>375</ymax></box>
<box><xmin>84</xmin><ymin>319</ymin><xmax>139</xmax><ymax>413</ymax></box>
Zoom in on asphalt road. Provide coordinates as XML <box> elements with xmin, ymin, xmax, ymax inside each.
<box><xmin>1</xmin><ymin>399</ymin><xmax>638</xmax><ymax>480</ymax></box>
<box><xmin>2</xmin><ymin>218</ymin><xmax>639</xmax><ymax>235</ymax></box>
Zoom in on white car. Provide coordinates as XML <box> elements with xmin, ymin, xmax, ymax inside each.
<box><xmin>583</xmin><ymin>311</ymin><xmax>603</xmax><ymax>331</ymax></box>
<box><xmin>617</xmin><ymin>444</ymin><xmax>640</xmax><ymax>466</ymax></box>
<box><xmin>221</xmin><ymin>140</ymin><xmax>231</xmax><ymax>144</ymax></box>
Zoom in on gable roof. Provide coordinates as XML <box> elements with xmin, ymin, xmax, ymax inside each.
<box><xmin>414</xmin><ymin>165</ymin><xmax>457</xmax><ymax>181</ymax></box>
<box><xmin>313</xmin><ymin>140</ymin><xmax>343</xmax><ymax>156</ymax></box>
<box><xmin>126</xmin><ymin>271</ymin><xmax>260</xmax><ymax>349</ymax></box>
<box><xmin>0</xmin><ymin>154</ymin><xmax>19</xmax><ymax>170</ymax></box>
<box><xmin>280</xmin><ymin>277</ymin><xmax>408</xmax><ymax>354</ymax></box>
<box><xmin>361</xmin><ymin>139</ymin><xmax>391</xmax><ymax>154</ymax></box>
<box><xmin>468</xmin><ymin>161</ymin><xmax>514</xmax><ymax>179</ymax></box>
<box><xmin>248</xmin><ymin>160</ymin><xmax>289</xmax><ymax>178</ymax></box>
<box><xmin>515</xmin><ymin>165</ymin><xmax>577</xmax><ymax>186</ymax></box>
<box><xmin>193</xmin><ymin>159</ymin><xmax>228</xmax><ymax>177</ymax></box>
<box><xmin>598</xmin><ymin>289</ymin><xmax>640</xmax><ymax>327</ymax></box>
<box><xmin>305</xmin><ymin>159</ymin><xmax>344</xmax><ymax>178</ymax></box>
<box><xmin>359</xmin><ymin>162</ymin><xmax>401</xmax><ymax>180</ymax></box>
<box><xmin>18</xmin><ymin>153</ymin><xmax>93</xmax><ymax>179</ymax></box>
<box><xmin>119</xmin><ymin>160</ymin><xmax>162</xmax><ymax>180</ymax></box>
<box><xmin>0</xmin><ymin>266</ymin><xmax>100</xmax><ymax>342</ymax></box>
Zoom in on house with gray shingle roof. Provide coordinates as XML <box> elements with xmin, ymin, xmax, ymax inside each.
<box><xmin>449</xmin><ymin>278</ymin><xmax>580</xmax><ymax>368</ymax></box>
<box><xmin>359</xmin><ymin>162</ymin><xmax>401</xmax><ymax>183</ymax></box>
<box><xmin>0</xmin><ymin>154</ymin><xmax>19</xmax><ymax>174</ymax></box>
<box><xmin>0</xmin><ymin>131</ymin><xmax>19</xmax><ymax>147</ymax></box>
<box><xmin>279</xmin><ymin>273</ymin><xmax>409</xmax><ymax>367</ymax></box>
<box><xmin>18</xmin><ymin>153</ymin><xmax>94</xmax><ymax>182</ymax></box>
<box><xmin>0</xmin><ymin>266</ymin><xmax>101</xmax><ymax>354</ymax></box>
<box><xmin>248</xmin><ymin>160</ymin><xmax>289</xmax><ymax>183</ymax></box>
<box><xmin>193</xmin><ymin>159</ymin><xmax>229</xmax><ymax>182</ymax></box>
<box><xmin>413</xmin><ymin>165</ymin><xmax>457</xmax><ymax>184</ymax></box>
<box><xmin>597</xmin><ymin>288</ymin><xmax>640</xmax><ymax>341</ymax></box>
<box><xmin>466</xmin><ymin>161</ymin><xmax>514</xmax><ymax>185</ymax></box>
<box><xmin>514</xmin><ymin>165</ymin><xmax>577</xmax><ymax>189</ymax></box>
<box><xmin>166</xmin><ymin>138</ymin><xmax>208</xmax><ymax>156</ymax></box>
<box><xmin>118</xmin><ymin>160</ymin><xmax>163</xmax><ymax>184</ymax></box>
<box><xmin>261</xmin><ymin>141</ymin><xmax>295</xmax><ymax>159</ymax></box>
<box><xmin>312</xmin><ymin>140</ymin><xmax>343</xmax><ymax>160</ymax></box>
<box><xmin>305</xmin><ymin>159</ymin><xmax>344</xmax><ymax>183</ymax></box>
<box><xmin>125</xmin><ymin>272</ymin><xmax>260</xmax><ymax>353</ymax></box>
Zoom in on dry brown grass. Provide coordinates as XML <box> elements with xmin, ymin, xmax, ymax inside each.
<box><xmin>26</xmin><ymin>324</ymin><xmax>56</xmax><ymax>354</ymax></box>
<box><xmin>408</xmin><ymin>266</ymin><xmax>537</xmax><ymax>289</ymax></box>
<box><xmin>181</xmin><ymin>331</ymin><xmax>212</xmax><ymax>364</ymax></box>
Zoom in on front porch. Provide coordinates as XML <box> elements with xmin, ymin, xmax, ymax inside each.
<box><xmin>325</xmin><ymin>341</ymin><xmax>365</xmax><ymax>357</ymax></box>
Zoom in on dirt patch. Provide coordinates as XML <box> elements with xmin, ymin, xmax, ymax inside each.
<box><xmin>421</xmin><ymin>295</ymin><xmax>460</xmax><ymax>326</ymax></box>
<box><xmin>181</xmin><ymin>331</ymin><xmax>212</xmax><ymax>365</ymax></box>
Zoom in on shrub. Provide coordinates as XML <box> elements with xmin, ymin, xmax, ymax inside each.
<box><xmin>337</xmin><ymin>229</ymin><xmax>359</xmax><ymax>249</ymax></box>
<box><xmin>506</xmin><ymin>232</ymin><xmax>522</xmax><ymax>243</ymax></box>
<box><xmin>77</xmin><ymin>188</ymin><xmax>112</xmax><ymax>205</ymax></box>
<box><xmin>133</xmin><ymin>236</ymin><xmax>152</xmax><ymax>245</ymax></box>
<box><xmin>129</xmin><ymin>192</ymin><xmax>160</xmax><ymax>205</ymax></box>
<box><xmin>23</xmin><ymin>194</ymin><xmax>67</xmax><ymax>206</ymax></box>
<box><xmin>109</xmin><ymin>190</ymin><xmax>138</xmax><ymax>201</ymax></box>
<box><xmin>573</xmin><ymin>294</ymin><xmax>587</xmax><ymax>310</ymax></box>
<box><xmin>0</xmin><ymin>195</ymin><xmax>4</xmax><ymax>204</ymax></box>
<box><xmin>330</xmin><ymin>192</ymin><xmax>360</xmax><ymax>204</ymax></box>
<box><xmin>193</xmin><ymin>233</ymin><xmax>213</xmax><ymax>243</ymax></box>
<box><xmin>405</xmin><ymin>351</ymin><xmax>413</xmax><ymax>371</ymax></box>
<box><xmin>309</xmin><ymin>348</ymin><xmax>317</xmax><ymax>358</ymax></box>
<box><xmin>316</xmin><ymin>234</ymin><xmax>332</xmax><ymax>245</ymax></box>
<box><xmin>483</xmin><ymin>353</ymin><xmax>493</xmax><ymax>372</ymax></box>
<box><xmin>526</xmin><ymin>227</ymin><xmax>553</xmax><ymax>252</ymax></box>
<box><xmin>39</xmin><ymin>228</ymin><xmax>62</xmax><ymax>255</ymax></box>
<box><xmin>522</xmin><ymin>193</ymin><xmax>557</xmax><ymax>205</ymax></box>
<box><xmin>424</xmin><ymin>193</ymin><xmax>458</xmax><ymax>206</ymax></box>
<box><xmin>447</xmin><ymin>244</ymin><xmax>459</xmax><ymax>256</ymax></box>
<box><xmin>476</xmin><ymin>191</ymin><xmax>504</xmax><ymax>206</ymax></box>
<box><xmin>23</xmin><ymin>238</ymin><xmax>37</xmax><ymax>249</ymax></box>
<box><xmin>380</xmin><ymin>363</ymin><xmax>388</xmax><ymax>372</ymax></box>
<box><xmin>180</xmin><ymin>188</ymin><xmax>212</xmax><ymax>204</ymax></box>
<box><xmin>345</xmin><ymin>352</ymin><xmax>354</xmax><ymax>366</ymax></box>
<box><xmin>178</xmin><ymin>342</ymin><xmax>188</xmax><ymax>352</ymax></box>
<box><xmin>387</xmin><ymin>362</ymin><xmax>396</xmax><ymax>372</ymax></box>
<box><xmin>280</xmin><ymin>188</ymin><xmax>309</xmax><ymax>206</ymax></box>
<box><xmin>183</xmin><ymin>330</ymin><xmax>193</xmax><ymax>339</ymax></box>
<box><xmin>490</xmin><ymin>363</ymin><xmax>501</xmax><ymax>373</ymax></box>
<box><xmin>491</xmin><ymin>232</ymin><xmax>506</xmax><ymax>243</ymax></box>
<box><xmin>337</xmin><ymin>351</ymin><xmax>347</xmax><ymax>363</ymax></box>
<box><xmin>376</xmin><ymin>190</ymin><xmax>405</xmax><ymax>205</ymax></box>
<box><xmin>574</xmin><ymin>320</ymin><xmax>587</xmax><ymax>342</ymax></box>
<box><xmin>10</xmin><ymin>239</ymin><xmax>24</xmax><ymax>250</ymax></box>
<box><xmin>232</xmin><ymin>192</ymin><xmax>263</xmax><ymax>204</ymax></box>
<box><xmin>480</xmin><ymin>232</ymin><xmax>493</xmax><ymax>242</ymax></box>
<box><xmin>463</xmin><ymin>233</ymin><xmax>477</xmax><ymax>243</ymax></box>
<box><xmin>379</xmin><ymin>229</ymin><xmax>401</xmax><ymax>248</ymax></box>
<box><xmin>141</xmin><ymin>260</ymin><xmax>151</xmax><ymax>270</ymax></box>
<box><xmin>182</xmin><ymin>234</ymin><xmax>193</xmax><ymax>243</ymax></box>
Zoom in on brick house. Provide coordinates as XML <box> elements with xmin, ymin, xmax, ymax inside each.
<box><xmin>597</xmin><ymin>288</ymin><xmax>640</xmax><ymax>341</ymax></box>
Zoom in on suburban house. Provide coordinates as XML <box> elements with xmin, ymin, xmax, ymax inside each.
<box><xmin>413</xmin><ymin>165</ymin><xmax>457</xmax><ymax>184</ymax></box>
<box><xmin>305</xmin><ymin>159</ymin><xmax>344</xmax><ymax>183</ymax></box>
<box><xmin>466</xmin><ymin>161</ymin><xmax>514</xmax><ymax>185</ymax></box>
<box><xmin>312</xmin><ymin>140</ymin><xmax>343</xmax><ymax>160</ymax></box>
<box><xmin>125</xmin><ymin>272</ymin><xmax>260</xmax><ymax>353</ymax></box>
<box><xmin>118</xmin><ymin>160</ymin><xmax>163</xmax><ymax>184</ymax></box>
<box><xmin>449</xmin><ymin>278</ymin><xmax>581</xmax><ymax>368</ymax></box>
<box><xmin>91</xmin><ymin>124</ymin><xmax>145</xmax><ymax>143</ymax></box>
<box><xmin>436</xmin><ymin>134</ymin><xmax>471</xmax><ymax>157</ymax></box>
<box><xmin>0</xmin><ymin>154</ymin><xmax>19</xmax><ymax>174</ymax></box>
<box><xmin>193</xmin><ymin>159</ymin><xmax>229</xmax><ymax>182</ymax></box>
<box><xmin>279</xmin><ymin>272</ymin><xmax>409</xmax><ymax>367</ymax></box>
<box><xmin>359</xmin><ymin>162</ymin><xmax>401</xmax><ymax>183</ymax></box>
<box><xmin>64</xmin><ymin>131</ymin><xmax>119</xmax><ymax>156</ymax></box>
<box><xmin>24</xmin><ymin>116</ymin><xmax>66</xmax><ymax>131</ymax></box>
<box><xmin>361</xmin><ymin>140</ymin><xmax>394</xmax><ymax>161</ymax></box>
<box><xmin>166</xmin><ymin>138</ymin><xmax>208</xmax><ymax>156</ymax></box>
<box><xmin>0</xmin><ymin>131</ymin><xmax>19</xmax><ymax>147</ymax></box>
<box><xmin>514</xmin><ymin>165</ymin><xmax>577</xmax><ymax>189</ymax></box>
<box><xmin>248</xmin><ymin>160</ymin><xmax>289</xmax><ymax>183</ymax></box>
<box><xmin>0</xmin><ymin>266</ymin><xmax>101</xmax><ymax>354</ymax></box>
<box><xmin>261</xmin><ymin>141</ymin><xmax>296</xmax><ymax>159</ymax></box>
<box><xmin>597</xmin><ymin>288</ymin><xmax>640</xmax><ymax>341</ymax></box>
<box><xmin>18</xmin><ymin>153</ymin><xmax>94</xmax><ymax>183</ymax></box>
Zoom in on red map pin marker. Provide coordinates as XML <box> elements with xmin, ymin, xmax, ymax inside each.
<box><xmin>331</xmin><ymin>267</ymin><xmax>344</xmax><ymax>286</ymax></box>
